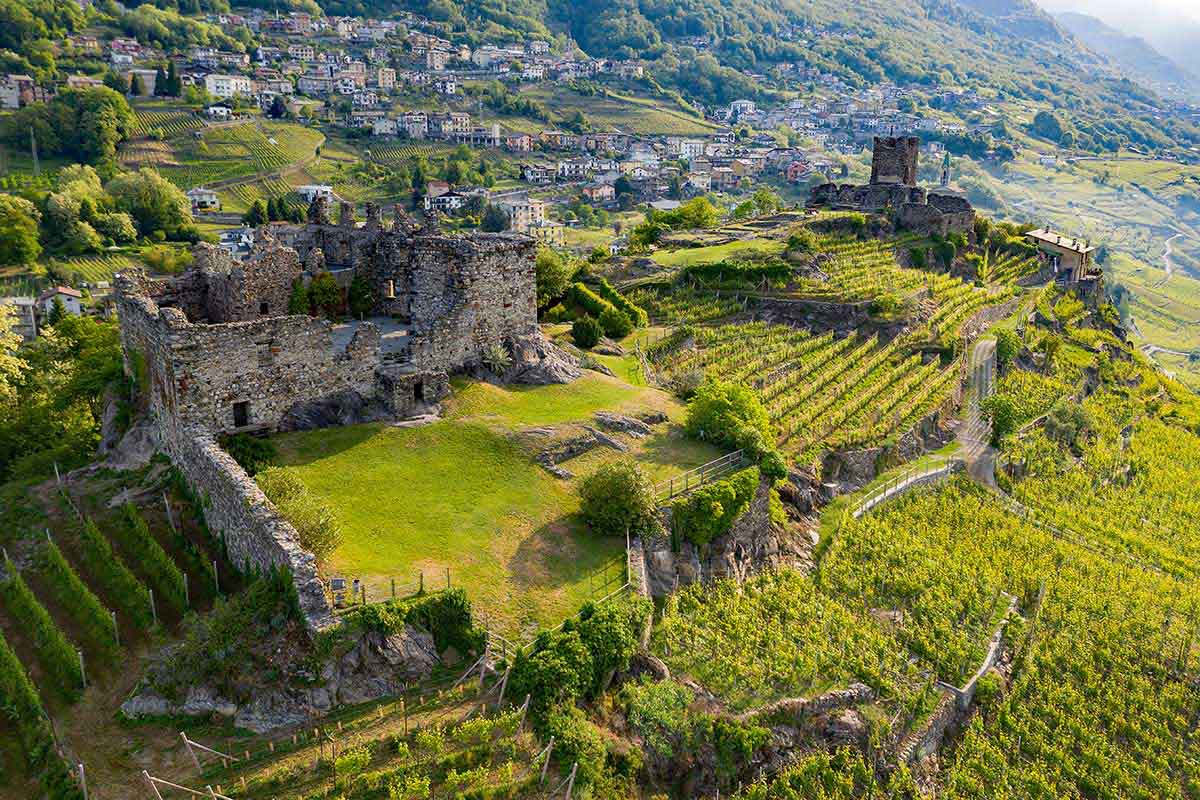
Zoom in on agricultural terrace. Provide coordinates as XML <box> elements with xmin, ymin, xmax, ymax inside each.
<box><xmin>159</xmin><ymin>121</ymin><xmax>324</xmax><ymax>190</ymax></box>
<box><xmin>270</xmin><ymin>371</ymin><xmax>722</xmax><ymax>639</ymax></box>
<box><xmin>516</xmin><ymin>85</ymin><xmax>721</xmax><ymax>136</ymax></box>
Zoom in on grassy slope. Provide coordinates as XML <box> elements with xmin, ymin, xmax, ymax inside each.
<box><xmin>651</xmin><ymin>238</ymin><xmax>786</xmax><ymax>267</ymax></box>
<box><xmin>273</xmin><ymin>372</ymin><xmax>720</xmax><ymax>638</ymax></box>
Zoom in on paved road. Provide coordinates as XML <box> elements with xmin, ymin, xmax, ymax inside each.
<box><xmin>958</xmin><ymin>339</ymin><xmax>998</xmax><ymax>488</ymax></box>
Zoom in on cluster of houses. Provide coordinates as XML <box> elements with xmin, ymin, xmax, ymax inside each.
<box><xmin>0</xmin><ymin>287</ymin><xmax>87</xmax><ymax>342</ymax></box>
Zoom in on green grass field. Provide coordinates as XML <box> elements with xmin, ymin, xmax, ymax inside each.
<box><xmin>651</xmin><ymin>238</ymin><xmax>786</xmax><ymax>267</ymax></box>
<box><xmin>272</xmin><ymin>372</ymin><xmax>721</xmax><ymax>638</ymax></box>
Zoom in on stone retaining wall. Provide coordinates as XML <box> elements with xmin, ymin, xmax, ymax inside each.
<box><xmin>173</xmin><ymin>432</ymin><xmax>335</xmax><ymax>631</ymax></box>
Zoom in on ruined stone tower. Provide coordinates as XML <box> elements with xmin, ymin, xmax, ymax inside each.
<box><xmin>869</xmin><ymin>136</ymin><xmax>919</xmax><ymax>187</ymax></box>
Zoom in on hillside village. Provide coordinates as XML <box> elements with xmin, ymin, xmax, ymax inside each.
<box><xmin>5</xmin><ymin>1</ymin><xmax>1200</xmax><ymax>798</ymax></box>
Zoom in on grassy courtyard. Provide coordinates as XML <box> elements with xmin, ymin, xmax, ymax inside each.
<box><xmin>272</xmin><ymin>371</ymin><xmax>721</xmax><ymax>639</ymax></box>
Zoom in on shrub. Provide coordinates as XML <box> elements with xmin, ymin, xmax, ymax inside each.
<box><xmin>598</xmin><ymin>306</ymin><xmax>634</xmax><ymax>339</ymax></box>
<box><xmin>577</xmin><ymin>600</ymin><xmax>643</xmax><ymax>693</ymax></box>
<box><xmin>578</xmin><ymin>459</ymin><xmax>659</xmax><ymax>538</ymax></box>
<box><xmin>684</xmin><ymin>378</ymin><xmax>773</xmax><ymax>456</ymax></box>
<box><xmin>257</xmin><ymin>467</ymin><xmax>343</xmax><ymax>563</ymax></box>
<box><xmin>340</xmin><ymin>588</ymin><xmax>484</xmax><ymax>656</ymax></box>
<box><xmin>994</xmin><ymin>328</ymin><xmax>1021</xmax><ymax>371</ymax></box>
<box><xmin>786</xmin><ymin>229</ymin><xmax>817</xmax><ymax>253</ymax></box>
<box><xmin>908</xmin><ymin>247</ymin><xmax>927</xmax><ymax>268</ymax></box>
<box><xmin>671</xmin><ymin>466</ymin><xmax>759</xmax><ymax>546</ymax></box>
<box><xmin>541</xmin><ymin>705</ymin><xmax>606</xmax><ymax>789</ymax></box>
<box><xmin>220</xmin><ymin>433</ymin><xmax>277</xmax><ymax>476</ymax></box>
<box><xmin>335</xmin><ymin>745</ymin><xmax>372</xmax><ymax>780</ymax></box>
<box><xmin>509</xmin><ymin>629</ymin><xmax>595</xmax><ymax>720</ymax></box>
<box><xmin>570</xmin><ymin>282</ymin><xmax>620</xmax><ymax>321</ymax></box>
<box><xmin>482</xmin><ymin>342</ymin><xmax>512</xmax><ymax>373</ymax></box>
<box><xmin>683</xmin><ymin>258</ymin><xmax>791</xmax><ymax>287</ymax></box>
<box><xmin>571</xmin><ymin>316</ymin><xmax>603</xmax><ymax>349</ymax></box>
<box><xmin>759</xmin><ymin>450</ymin><xmax>788</xmax><ymax>481</ymax></box>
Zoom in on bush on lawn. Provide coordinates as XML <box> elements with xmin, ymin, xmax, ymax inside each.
<box><xmin>578</xmin><ymin>459</ymin><xmax>659</xmax><ymax>538</ymax></box>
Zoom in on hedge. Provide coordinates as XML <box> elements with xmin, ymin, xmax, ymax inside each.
<box><xmin>683</xmin><ymin>258</ymin><xmax>792</xmax><ymax>286</ymax></box>
<box><xmin>116</xmin><ymin>504</ymin><xmax>187</xmax><ymax>617</ymax></box>
<box><xmin>0</xmin><ymin>558</ymin><xmax>82</xmax><ymax>698</ymax></box>
<box><xmin>671</xmin><ymin>466</ymin><xmax>760</xmax><ymax>546</ymax></box>
<box><xmin>0</xmin><ymin>629</ymin><xmax>84</xmax><ymax>799</ymax></box>
<box><xmin>40</xmin><ymin>540</ymin><xmax>118</xmax><ymax>656</ymax></box>
<box><xmin>77</xmin><ymin>518</ymin><xmax>153</xmax><ymax>628</ymax></box>
<box><xmin>596</xmin><ymin>278</ymin><xmax>648</xmax><ymax>326</ymax></box>
<box><xmin>570</xmin><ymin>282</ymin><xmax>633</xmax><ymax>337</ymax></box>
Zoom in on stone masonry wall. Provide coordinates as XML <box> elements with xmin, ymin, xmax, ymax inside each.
<box><xmin>870</xmin><ymin>135</ymin><xmax>919</xmax><ymax>186</ymax></box>
<box><xmin>408</xmin><ymin>233</ymin><xmax>538</xmax><ymax>372</ymax></box>
<box><xmin>173</xmin><ymin>432</ymin><xmax>335</xmax><ymax>630</ymax></box>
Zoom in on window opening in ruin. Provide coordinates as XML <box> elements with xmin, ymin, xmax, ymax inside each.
<box><xmin>256</xmin><ymin>340</ymin><xmax>274</xmax><ymax>367</ymax></box>
<box><xmin>414</xmin><ymin>380</ymin><xmax>424</xmax><ymax>403</ymax></box>
<box><xmin>385</xmin><ymin>279</ymin><xmax>396</xmax><ymax>299</ymax></box>
<box><xmin>260</xmin><ymin>301</ymin><xmax>269</xmax><ymax>315</ymax></box>
<box><xmin>233</xmin><ymin>401</ymin><xmax>249</xmax><ymax>428</ymax></box>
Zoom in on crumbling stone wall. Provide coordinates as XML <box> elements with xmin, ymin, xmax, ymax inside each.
<box><xmin>173</xmin><ymin>432</ymin><xmax>335</xmax><ymax>631</ymax></box>
<box><xmin>870</xmin><ymin>135</ymin><xmax>919</xmax><ymax>186</ymax></box>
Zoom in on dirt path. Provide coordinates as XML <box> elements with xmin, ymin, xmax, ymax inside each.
<box><xmin>958</xmin><ymin>339</ymin><xmax>998</xmax><ymax>489</ymax></box>
<box><xmin>1156</xmin><ymin>232</ymin><xmax>1183</xmax><ymax>287</ymax></box>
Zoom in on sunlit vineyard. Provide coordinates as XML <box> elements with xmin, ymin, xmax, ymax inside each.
<box><xmin>648</xmin><ymin>322</ymin><xmax>959</xmax><ymax>459</ymax></box>
<box><xmin>49</xmin><ymin>252</ymin><xmax>141</xmax><ymax>283</ymax></box>
<box><xmin>368</xmin><ymin>142</ymin><xmax>446</xmax><ymax>165</ymax></box>
<box><xmin>625</xmin><ymin>285</ymin><xmax>747</xmax><ymax>325</ymax></box>
<box><xmin>161</xmin><ymin>122</ymin><xmax>323</xmax><ymax>189</ymax></box>
<box><xmin>131</xmin><ymin>107</ymin><xmax>203</xmax><ymax>138</ymax></box>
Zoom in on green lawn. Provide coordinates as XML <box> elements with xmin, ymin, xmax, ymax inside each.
<box><xmin>272</xmin><ymin>372</ymin><xmax>721</xmax><ymax>638</ymax></box>
<box><xmin>651</xmin><ymin>238</ymin><xmax>786</xmax><ymax>267</ymax></box>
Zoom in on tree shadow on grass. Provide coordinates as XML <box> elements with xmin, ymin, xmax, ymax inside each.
<box><xmin>506</xmin><ymin>512</ymin><xmax>621</xmax><ymax>596</ymax></box>
<box><xmin>271</xmin><ymin>421</ymin><xmax>403</xmax><ymax>467</ymax></box>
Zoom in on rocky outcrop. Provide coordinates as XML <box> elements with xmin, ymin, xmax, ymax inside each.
<box><xmin>639</xmin><ymin>478</ymin><xmax>811</xmax><ymax>597</ymax></box>
<box><xmin>278</xmin><ymin>389</ymin><xmax>394</xmax><ymax>432</ymax></box>
<box><xmin>821</xmin><ymin>406</ymin><xmax>956</xmax><ymax>493</ymax></box>
<box><xmin>121</xmin><ymin>625</ymin><xmax>439</xmax><ymax>734</ymax></box>
<box><xmin>501</xmin><ymin>332</ymin><xmax>581</xmax><ymax>385</ymax></box>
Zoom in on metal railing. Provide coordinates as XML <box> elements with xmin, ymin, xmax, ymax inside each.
<box><xmin>654</xmin><ymin>449</ymin><xmax>746</xmax><ymax>504</ymax></box>
<box><xmin>850</xmin><ymin>458</ymin><xmax>965</xmax><ymax>519</ymax></box>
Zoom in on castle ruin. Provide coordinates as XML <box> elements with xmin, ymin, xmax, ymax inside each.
<box><xmin>114</xmin><ymin>201</ymin><xmax>550</xmax><ymax>628</ymax></box>
<box><xmin>809</xmin><ymin>136</ymin><xmax>975</xmax><ymax>237</ymax></box>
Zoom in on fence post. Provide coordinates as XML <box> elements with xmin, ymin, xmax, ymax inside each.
<box><xmin>183</xmin><ymin>572</ymin><xmax>189</xmax><ymax>608</ymax></box>
<box><xmin>181</xmin><ymin>732</ymin><xmax>202</xmax><ymax>774</ymax></box>
<box><xmin>564</xmin><ymin>761</ymin><xmax>578</xmax><ymax>800</ymax></box>
<box><xmin>419</xmin><ymin>571</ymin><xmax>424</xmax><ymax>594</ymax></box>
<box><xmin>212</xmin><ymin>560</ymin><xmax>219</xmax><ymax>596</ymax></box>
<box><xmin>540</xmin><ymin>736</ymin><xmax>555</xmax><ymax>784</ymax></box>
<box><xmin>446</xmin><ymin>567</ymin><xmax>451</xmax><ymax>588</ymax></box>
<box><xmin>78</xmin><ymin>763</ymin><xmax>87</xmax><ymax>800</ymax></box>
<box><xmin>391</xmin><ymin>578</ymin><xmax>396</xmax><ymax>598</ymax></box>
<box><xmin>78</xmin><ymin>649</ymin><xmax>86</xmax><ymax>689</ymax></box>
<box><xmin>149</xmin><ymin>589</ymin><xmax>157</xmax><ymax>626</ymax></box>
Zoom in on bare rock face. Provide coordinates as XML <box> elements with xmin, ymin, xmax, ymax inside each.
<box><xmin>502</xmin><ymin>332</ymin><xmax>582</xmax><ymax>385</ymax></box>
<box><xmin>594</xmin><ymin>412</ymin><xmax>653</xmax><ymax>437</ymax></box>
<box><xmin>121</xmin><ymin>625</ymin><xmax>439</xmax><ymax>733</ymax></box>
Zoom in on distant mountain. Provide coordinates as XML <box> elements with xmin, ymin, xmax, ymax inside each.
<box><xmin>1056</xmin><ymin>10</ymin><xmax>1197</xmax><ymax>97</ymax></box>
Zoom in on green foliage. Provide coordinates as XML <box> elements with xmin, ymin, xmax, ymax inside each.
<box><xmin>288</xmin><ymin>279</ymin><xmax>309</xmax><ymax>315</ymax></box>
<box><xmin>571</xmin><ymin>316</ymin><xmax>603</xmax><ymax>349</ymax></box>
<box><xmin>1044</xmin><ymin>398</ymin><xmax>1092</xmax><ymax>451</ymax></box>
<box><xmin>480</xmin><ymin>203</ymin><xmax>510</xmax><ymax>232</ymax></box>
<box><xmin>307</xmin><ymin>271</ymin><xmax>341</xmax><ymax>317</ymax></box>
<box><xmin>0</xmin><ymin>194</ymin><xmax>42</xmax><ymax>266</ymax></box>
<box><xmin>243</xmin><ymin>198</ymin><xmax>268</xmax><ymax>227</ymax></box>
<box><xmin>77</xmin><ymin>518</ymin><xmax>152</xmax><ymax>628</ymax></box>
<box><xmin>598</xmin><ymin>305</ymin><xmax>634</xmax><ymax>339</ymax></box>
<box><xmin>994</xmin><ymin>328</ymin><xmax>1021</xmax><ymax>371</ymax></box>
<box><xmin>786</xmin><ymin>229</ymin><xmax>817</xmax><ymax>253</ymax></box>
<box><xmin>908</xmin><ymin>247</ymin><xmax>927</xmax><ymax>269</ymax></box>
<box><xmin>620</xmin><ymin>677</ymin><xmax>692</xmax><ymax>760</ymax></box>
<box><xmin>541</xmin><ymin>705</ymin><xmax>606</xmax><ymax>788</ymax></box>
<box><xmin>577</xmin><ymin>600</ymin><xmax>641</xmax><ymax>692</ymax></box>
<box><xmin>535</xmin><ymin>247</ymin><xmax>572</xmax><ymax>309</ymax></box>
<box><xmin>338</xmin><ymin>589</ymin><xmax>484</xmax><ymax>656</ymax></box>
<box><xmin>0</xmin><ymin>557</ymin><xmax>81</xmax><ymax>698</ymax></box>
<box><xmin>683</xmin><ymin>257</ymin><xmax>791</xmax><ymax>288</ymax></box>
<box><xmin>0</xmin><ymin>627</ymin><xmax>83</xmax><ymax>800</ymax></box>
<box><xmin>220</xmin><ymin>433</ymin><xmax>278</xmax><ymax>476</ymax></box>
<box><xmin>0</xmin><ymin>87</ymin><xmax>134</xmax><ymax>171</ymax></box>
<box><xmin>684</xmin><ymin>377</ymin><xmax>773</xmax><ymax>457</ymax></box>
<box><xmin>578</xmin><ymin>458</ymin><xmax>660</xmax><ymax>538</ymax></box>
<box><xmin>106</xmin><ymin>168</ymin><xmax>194</xmax><ymax>238</ymax></box>
<box><xmin>671</xmin><ymin>466</ymin><xmax>759</xmax><ymax>546</ymax></box>
<box><xmin>933</xmin><ymin>237</ymin><xmax>957</xmax><ymax>269</ymax></box>
<box><xmin>149</xmin><ymin>568</ymin><xmax>301</xmax><ymax>703</ymax></box>
<box><xmin>117</xmin><ymin>503</ymin><xmax>187</xmax><ymax>616</ymax></box>
<box><xmin>595</xmin><ymin>278</ymin><xmax>647</xmax><ymax>327</ymax></box>
<box><xmin>348</xmin><ymin>274</ymin><xmax>374</xmax><ymax>318</ymax></box>
<box><xmin>0</xmin><ymin>314</ymin><xmax>122</xmax><ymax>483</ymax></box>
<box><xmin>39</xmin><ymin>539</ymin><xmax>118</xmax><ymax>656</ymax></box>
<box><xmin>256</xmin><ymin>466</ymin><xmax>343</xmax><ymax>563</ymax></box>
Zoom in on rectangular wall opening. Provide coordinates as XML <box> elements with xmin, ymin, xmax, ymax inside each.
<box><xmin>233</xmin><ymin>401</ymin><xmax>249</xmax><ymax>428</ymax></box>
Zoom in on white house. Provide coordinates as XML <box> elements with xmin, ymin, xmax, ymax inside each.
<box><xmin>205</xmin><ymin>73</ymin><xmax>252</xmax><ymax>99</ymax></box>
<box><xmin>186</xmin><ymin>187</ymin><xmax>221</xmax><ymax>211</ymax></box>
<box><xmin>205</xmin><ymin>105</ymin><xmax>232</xmax><ymax>119</ymax></box>
<box><xmin>38</xmin><ymin>287</ymin><xmax>83</xmax><ymax>317</ymax></box>
<box><xmin>296</xmin><ymin>184</ymin><xmax>334</xmax><ymax>203</ymax></box>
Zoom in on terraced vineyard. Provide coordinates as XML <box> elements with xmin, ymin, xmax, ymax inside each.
<box><xmin>161</xmin><ymin>123</ymin><xmax>323</xmax><ymax>189</ymax></box>
<box><xmin>222</xmin><ymin>176</ymin><xmax>298</xmax><ymax>212</ymax></box>
<box><xmin>368</xmin><ymin>142</ymin><xmax>446</xmax><ymax>165</ymax></box>
<box><xmin>648</xmin><ymin>322</ymin><xmax>959</xmax><ymax>459</ymax></box>
<box><xmin>131</xmin><ymin>107</ymin><xmax>203</xmax><ymax>138</ymax></box>
<box><xmin>49</xmin><ymin>252</ymin><xmax>141</xmax><ymax>283</ymax></box>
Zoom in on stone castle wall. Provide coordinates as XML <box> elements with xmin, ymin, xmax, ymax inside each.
<box><xmin>870</xmin><ymin>135</ymin><xmax>919</xmax><ymax>186</ymax></box>
<box><xmin>173</xmin><ymin>432</ymin><xmax>335</xmax><ymax>630</ymax></box>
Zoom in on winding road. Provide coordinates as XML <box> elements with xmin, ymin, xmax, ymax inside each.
<box><xmin>1156</xmin><ymin>232</ymin><xmax>1183</xmax><ymax>286</ymax></box>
